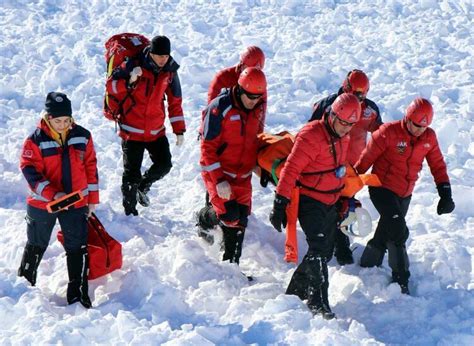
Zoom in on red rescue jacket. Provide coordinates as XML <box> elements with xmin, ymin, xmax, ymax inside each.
<box><xmin>276</xmin><ymin>119</ymin><xmax>349</xmax><ymax>205</ymax></box>
<box><xmin>20</xmin><ymin>119</ymin><xmax>99</xmax><ymax>210</ymax></box>
<box><xmin>355</xmin><ymin>120</ymin><xmax>449</xmax><ymax>197</ymax></box>
<box><xmin>200</xmin><ymin>87</ymin><xmax>265</xmax><ymax>186</ymax></box>
<box><xmin>208</xmin><ymin>65</ymin><xmax>267</xmax><ymax>133</ymax></box>
<box><xmin>106</xmin><ymin>50</ymin><xmax>185</xmax><ymax>142</ymax></box>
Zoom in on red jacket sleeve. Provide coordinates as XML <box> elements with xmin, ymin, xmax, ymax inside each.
<box><xmin>208</xmin><ymin>72</ymin><xmax>223</xmax><ymax>104</ymax></box>
<box><xmin>200</xmin><ymin>108</ymin><xmax>226</xmax><ymax>184</ymax></box>
<box><xmin>425</xmin><ymin>130</ymin><xmax>450</xmax><ymax>185</ymax></box>
<box><xmin>20</xmin><ymin>138</ymin><xmax>58</xmax><ymax>201</ymax></box>
<box><xmin>166</xmin><ymin>72</ymin><xmax>186</xmax><ymax>134</ymax></box>
<box><xmin>355</xmin><ymin>126</ymin><xmax>387</xmax><ymax>174</ymax></box>
<box><xmin>84</xmin><ymin>135</ymin><xmax>100</xmax><ymax>204</ymax></box>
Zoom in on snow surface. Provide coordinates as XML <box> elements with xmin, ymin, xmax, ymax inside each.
<box><xmin>1</xmin><ymin>0</ymin><xmax>473</xmax><ymax>344</ymax></box>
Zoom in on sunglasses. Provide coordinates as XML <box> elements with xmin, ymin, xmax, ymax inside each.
<box><xmin>331</xmin><ymin>111</ymin><xmax>355</xmax><ymax>127</ymax></box>
<box><xmin>410</xmin><ymin>120</ymin><xmax>427</xmax><ymax>129</ymax></box>
<box><xmin>243</xmin><ymin>91</ymin><xmax>263</xmax><ymax>100</ymax></box>
<box><xmin>354</xmin><ymin>91</ymin><xmax>366</xmax><ymax>102</ymax></box>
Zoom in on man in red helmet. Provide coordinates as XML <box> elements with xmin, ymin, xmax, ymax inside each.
<box><xmin>207</xmin><ymin>46</ymin><xmax>267</xmax><ymax>133</ymax></box>
<box><xmin>309</xmin><ymin>69</ymin><xmax>382</xmax><ymax>265</ymax></box>
<box><xmin>208</xmin><ymin>46</ymin><xmax>265</xmax><ymax>103</ymax></box>
<box><xmin>355</xmin><ymin>97</ymin><xmax>455</xmax><ymax>294</ymax></box>
<box><xmin>270</xmin><ymin>93</ymin><xmax>361</xmax><ymax>319</ymax></box>
<box><xmin>198</xmin><ymin>67</ymin><xmax>267</xmax><ymax>265</ymax></box>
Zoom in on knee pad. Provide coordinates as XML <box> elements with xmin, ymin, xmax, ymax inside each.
<box><xmin>218</xmin><ymin>200</ymin><xmax>240</xmax><ymax>224</ymax></box>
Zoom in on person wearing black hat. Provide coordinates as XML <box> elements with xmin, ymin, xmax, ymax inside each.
<box><xmin>17</xmin><ymin>91</ymin><xmax>100</xmax><ymax>308</ymax></box>
<box><xmin>105</xmin><ymin>34</ymin><xmax>186</xmax><ymax>216</ymax></box>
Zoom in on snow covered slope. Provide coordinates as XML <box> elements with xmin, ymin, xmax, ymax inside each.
<box><xmin>0</xmin><ymin>0</ymin><xmax>472</xmax><ymax>344</ymax></box>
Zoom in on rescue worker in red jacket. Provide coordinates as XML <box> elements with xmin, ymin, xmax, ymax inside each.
<box><xmin>106</xmin><ymin>35</ymin><xmax>186</xmax><ymax>216</ymax></box>
<box><xmin>270</xmin><ymin>93</ymin><xmax>362</xmax><ymax>319</ymax></box>
<box><xmin>198</xmin><ymin>67</ymin><xmax>266</xmax><ymax>265</ymax></box>
<box><xmin>18</xmin><ymin>92</ymin><xmax>99</xmax><ymax>308</ymax></box>
<box><xmin>208</xmin><ymin>46</ymin><xmax>265</xmax><ymax>103</ymax></box>
<box><xmin>355</xmin><ymin>97</ymin><xmax>455</xmax><ymax>294</ymax></box>
<box><xmin>309</xmin><ymin>69</ymin><xmax>382</xmax><ymax>265</ymax></box>
<box><xmin>208</xmin><ymin>46</ymin><xmax>266</xmax><ymax>134</ymax></box>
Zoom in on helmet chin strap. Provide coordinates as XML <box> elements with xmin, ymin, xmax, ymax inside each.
<box><xmin>324</xmin><ymin>113</ymin><xmax>341</xmax><ymax>138</ymax></box>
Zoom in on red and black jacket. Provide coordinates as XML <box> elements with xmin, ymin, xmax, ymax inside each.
<box><xmin>355</xmin><ymin>120</ymin><xmax>449</xmax><ymax>197</ymax></box>
<box><xmin>20</xmin><ymin>119</ymin><xmax>99</xmax><ymax>210</ymax></box>
<box><xmin>106</xmin><ymin>48</ymin><xmax>186</xmax><ymax>142</ymax></box>
<box><xmin>200</xmin><ymin>87</ymin><xmax>265</xmax><ymax>186</ymax></box>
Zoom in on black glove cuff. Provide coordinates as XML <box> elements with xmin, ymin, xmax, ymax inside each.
<box><xmin>437</xmin><ymin>183</ymin><xmax>452</xmax><ymax>199</ymax></box>
<box><xmin>274</xmin><ymin>194</ymin><xmax>290</xmax><ymax>209</ymax></box>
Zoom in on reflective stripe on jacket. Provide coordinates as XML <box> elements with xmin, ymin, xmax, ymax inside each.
<box><xmin>20</xmin><ymin>119</ymin><xmax>99</xmax><ymax>209</ymax></box>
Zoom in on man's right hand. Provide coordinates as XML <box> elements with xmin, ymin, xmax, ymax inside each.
<box><xmin>269</xmin><ymin>194</ymin><xmax>290</xmax><ymax>232</ymax></box>
<box><xmin>216</xmin><ymin>181</ymin><xmax>232</xmax><ymax>200</ymax></box>
<box><xmin>129</xmin><ymin>66</ymin><xmax>142</xmax><ymax>84</ymax></box>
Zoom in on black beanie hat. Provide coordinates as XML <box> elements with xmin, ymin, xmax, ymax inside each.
<box><xmin>150</xmin><ymin>35</ymin><xmax>171</xmax><ymax>55</ymax></box>
<box><xmin>45</xmin><ymin>92</ymin><xmax>72</xmax><ymax>118</ymax></box>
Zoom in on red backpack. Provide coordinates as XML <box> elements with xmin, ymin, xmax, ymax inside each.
<box><xmin>103</xmin><ymin>33</ymin><xmax>150</xmax><ymax>121</ymax></box>
<box><xmin>57</xmin><ymin>213</ymin><xmax>122</xmax><ymax>280</ymax></box>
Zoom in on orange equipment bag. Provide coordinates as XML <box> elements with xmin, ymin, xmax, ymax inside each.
<box><xmin>57</xmin><ymin>213</ymin><xmax>122</xmax><ymax>280</ymax></box>
<box><xmin>257</xmin><ymin>131</ymin><xmax>295</xmax><ymax>185</ymax></box>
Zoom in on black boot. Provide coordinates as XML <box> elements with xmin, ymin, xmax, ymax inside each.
<box><xmin>121</xmin><ymin>182</ymin><xmax>138</xmax><ymax>216</ymax></box>
<box><xmin>360</xmin><ymin>239</ymin><xmax>386</xmax><ymax>267</ymax></box>
<box><xmin>286</xmin><ymin>261</ymin><xmax>310</xmax><ymax>301</ymax></box>
<box><xmin>222</xmin><ymin>226</ymin><xmax>245</xmax><ymax>264</ymax></box>
<box><xmin>196</xmin><ymin>205</ymin><xmax>220</xmax><ymax>245</ymax></box>
<box><xmin>319</xmin><ymin>260</ymin><xmax>335</xmax><ymax>319</ymax></box>
<box><xmin>334</xmin><ymin>230</ymin><xmax>354</xmax><ymax>265</ymax></box>
<box><xmin>305</xmin><ymin>254</ymin><xmax>335</xmax><ymax>320</ymax></box>
<box><xmin>137</xmin><ymin>178</ymin><xmax>153</xmax><ymax>207</ymax></box>
<box><xmin>66</xmin><ymin>246</ymin><xmax>92</xmax><ymax>308</ymax></box>
<box><xmin>18</xmin><ymin>244</ymin><xmax>46</xmax><ymax>286</ymax></box>
<box><xmin>387</xmin><ymin>242</ymin><xmax>410</xmax><ymax>294</ymax></box>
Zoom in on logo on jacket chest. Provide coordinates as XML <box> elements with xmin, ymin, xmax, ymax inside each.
<box><xmin>396</xmin><ymin>141</ymin><xmax>408</xmax><ymax>154</ymax></box>
<box><xmin>362</xmin><ymin>107</ymin><xmax>374</xmax><ymax>118</ymax></box>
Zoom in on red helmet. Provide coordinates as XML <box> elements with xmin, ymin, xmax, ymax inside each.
<box><xmin>238</xmin><ymin>67</ymin><xmax>267</xmax><ymax>94</ymax></box>
<box><xmin>342</xmin><ymin>69</ymin><xmax>370</xmax><ymax>97</ymax></box>
<box><xmin>240</xmin><ymin>46</ymin><xmax>265</xmax><ymax>69</ymax></box>
<box><xmin>405</xmin><ymin>97</ymin><xmax>433</xmax><ymax>126</ymax></box>
<box><xmin>331</xmin><ymin>93</ymin><xmax>361</xmax><ymax>123</ymax></box>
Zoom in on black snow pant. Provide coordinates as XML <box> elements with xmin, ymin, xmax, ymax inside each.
<box><xmin>360</xmin><ymin>187</ymin><xmax>411</xmax><ymax>286</ymax></box>
<box><xmin>285</xmin><ymin>195</ymin><xmax>337</xmax><ymax>310</ymax></box>
<box><xmin>121</xmin><ymin>137</ymin><xmax>172</xmax><ymax>213</ymax></box>
<box><xmin>122</xmin><ymin>136</ymin><xmax>172</xmax><ymax>187</ymax></box>
<box><xmin>18</xmin><ymin>205</ymin><xmax>88</xmax><ymax>286</ymax></box>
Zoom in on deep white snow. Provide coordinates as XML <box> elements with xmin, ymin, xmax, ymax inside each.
<box><xmin>0</xmin><ymin>0</ymin><xmax>473</xmax><ymax>344</ymax></box>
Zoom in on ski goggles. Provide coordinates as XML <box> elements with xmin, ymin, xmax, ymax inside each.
<box><xmin>243</xmin><ymin>91</ymin><xmax>263</xmax><ymax>100</ymax></box>
<box><xmin>353</xmin><ymin>91</ymin><xmax>366</xmax><ymax>102</ymax></box>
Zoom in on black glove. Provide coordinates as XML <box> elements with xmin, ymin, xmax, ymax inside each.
<box><xmin>269</xmin><ymin>194</ymin><xmax>290</xmax><ymax>232</ymax></box>
<box><xmin>436</xmin><ymin>183</ymin><xmax>455</xmax><ymax>215</ymax></box>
